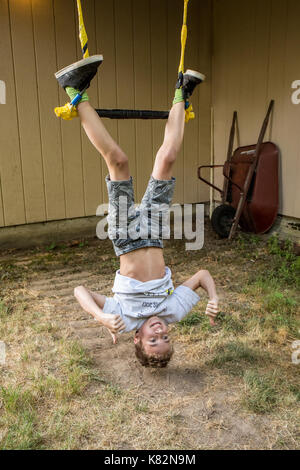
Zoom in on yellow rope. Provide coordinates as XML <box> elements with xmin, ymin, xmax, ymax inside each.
<box><xmin>178</xmin><ymin>0</ymin><xmax>189</xmax><ymax>75</ymax></box>
<box><xmin>178</xmin><ymin>0</ymin><xmax>195</xmax><ymax>123</ymax></box>
<box><xmin>55</xmin><ymin>0</ymin><xmax>89</xmax><ymax>120</ymax></box>
<box><xmin>77</xmin><ymin>0</ymin><xmax>89</xmax><ymax>59</ymax></box>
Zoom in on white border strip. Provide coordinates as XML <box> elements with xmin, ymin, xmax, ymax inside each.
<box><xmin>0</xmin><ymin>80</ymin><xmax>6</xmax><ymax>104</ymax></box>
<box><xmin>0</xmin><ymin>341</ymin><xmax>6</xmax><ymax>365</ymax></box>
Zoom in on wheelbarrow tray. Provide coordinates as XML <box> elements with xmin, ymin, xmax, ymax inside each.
<box><xmin>229</xmin><ymin>141</ymin><xmax>279</xmax><ymax>234</ymax></box>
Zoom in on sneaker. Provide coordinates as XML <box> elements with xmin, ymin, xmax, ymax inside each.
<box><xmin>55</xmin><ymin>55</ymin><xmax>103</xmax><ymax>91</ymax></box>
<box><xmin>181</xmin><ymin>70</ymin><xmax>205</xmax><ymax>101</ymax></box>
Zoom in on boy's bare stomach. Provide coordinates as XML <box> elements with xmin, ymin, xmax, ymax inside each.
<box><xmin>120</xmin><ymin>247</ymin><xmax>166</xmax><ymax>282</ymax></box>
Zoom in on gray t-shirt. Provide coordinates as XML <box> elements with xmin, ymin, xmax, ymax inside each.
<box><xmin>102</xmin><ymin>267</ymin><xmax>200</xmax><ymax>333</ymax></box>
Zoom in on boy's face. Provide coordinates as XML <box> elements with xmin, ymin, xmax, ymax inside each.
<box><xmin>134</xmin><ymin>317</ymin><xmax>171</xmax><ymax>356</ymax></box>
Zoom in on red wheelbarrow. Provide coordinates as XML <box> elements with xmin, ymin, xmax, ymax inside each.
<box><xmin>198</xmin><ymin>100</ymin><xmax>279</xmax><ymax>240</ymax></box>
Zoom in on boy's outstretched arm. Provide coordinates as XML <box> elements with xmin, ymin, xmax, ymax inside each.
<box><xmin>182</xmin><ymin>270</ymin><xmax>219</xmax><ymax>326</ymax></box>
<box><xmin>74</xmin><ymin>286</ymin><xmax>125</xmax><ymax>342</ymax></box>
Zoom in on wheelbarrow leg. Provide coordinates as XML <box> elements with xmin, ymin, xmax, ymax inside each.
<box><xmin>228</xmin><ymin>191</ymin><xmax>248</xmax><ymax>240</ymax></box>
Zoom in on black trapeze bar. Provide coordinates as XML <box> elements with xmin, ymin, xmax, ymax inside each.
<box><xmin>95</xmin><ymin>109</ymin><xmax>170</xmax><ymax>120</ymax></box>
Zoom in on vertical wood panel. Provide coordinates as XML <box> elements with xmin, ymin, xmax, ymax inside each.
<box><xmin>32</xmin><ymin>0</ymin><xmax>66</xmax><ymax>221</ymax></box>
<box><xmin>267</xmin><ymin>0</ymin><xmax>289</xmax><ymax>213</ymax></box>
<box><xmin>96</xmin><ymin>0</ymin><xmax>118</xmax><ymax>203</ymax></box>
<box><xmin>223</xmin><ymin>0</ymin><xmax>242</xmax><ymax>149</ymax></box>
<box><xmin>150</xmin><ymin>0</ymin><xmax>168</xmax><ymax>174</ymax></box>
<box><xmin>167</xmin><ymin>0</ymin><xmax>184</xmax><ymax>204</ymax></box>
<box><xmin>133</xmin><ymin>0</ymin><xmax>153</xmax><ymax>201</ymax></box>
<box><xmin>236</xmin><ymin>0</ymin><xmax>256</xmax><ymax>146</ymax></box>
<box><xmin>10</xmin><ymin>0</ymin><xmax>46</xmax><ymax>223</ymax></box>
<box><xmin>54</xmin><ymin>0</ymin><xmax>85</xmax><ymax>219</ymax></box>
<box><xmin>0</xmin><ymin>0</ymin><xmax>25</xmax><ymax>227</ymax></box>
<box><xmin>212</xmin><ymin>0</ymin><xmax>228</xmax><ymax>171</ymax></box>
<box><xmin>75</xmin><ymin>0</ymin><xmax>103</xmax><ymax>215</ymax></box>
<box><xmin>114</xmin><ymin>0</ymin><xmax>137</xmax><ymax>194</ymax></box>
<box><xmin>247</xmin><ymin>0</ymin><xmax>272</xmax><ymax>141</ymax></box>
<box><xmin>183</xmin><ymin>0</ymin><xmax>200</xmax><ymax>203</ymax></box>
<box><xmin>280</xmin><ymin>0</ymin><xmax>300</xmax><ymax>217</ymax></box>
<box><xmin>211</xmin><ymin>0</ymin><xmax>230</xmax><ymax>199</ymax></box>
<box><xmin>0</xmin><ymin>178</ymin><xmax>4</xmax><ymax>228</ymax></box>
<box><xmin>197</xmin><ymin>0</ymin><xmax>212</xmax><ymax>202</ymax></box>
<box><xmin>212</xmin><ymin>0</ymin><xmax>300</xmax><ymax>218</ymax></box>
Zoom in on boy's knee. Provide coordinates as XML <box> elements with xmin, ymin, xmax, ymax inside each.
<box><xmin>74</xmin><ymin>286</ymin><xmax>84</xmax><ymax>297</ymax></box>
<box><xmin>198</xmin><ymin>269</ymin><xmax>209</xmax><ymax>276</ymax></box>
<box><xmin>107</xmin><ymin>147</ymin><xmax>128</xmax><ymax>169</ymax></box>
<box><xmin>162</xmin><ymin>148</ymin><xmax>177</xmax><ymax>165</ymax></box>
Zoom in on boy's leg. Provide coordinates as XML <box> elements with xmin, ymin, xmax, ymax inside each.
<box><xmin>55</xmin><ymin>55</ymin><xmax>130</xmax><ymax>182</ymax></box>
<box><xmin>138</xmin><ymin>71</ymin><xmax>205</xmax><ymax>240</ymax></box>
<box><xmin>152</xmin><ymin>101</ymin><xmax>185</xmax><ymax>181</ymax></box>
<box><xmin>77</xmin><ymin>101</ymin><xmax>130</xmax><ymax>182</ymax></box>
<box><xmin>77</xmin><ymin>101</ymin><xmax>136</xmax><ymax>253</ymax></box>
<box><xmin>138</xmin><ymin>100</ymin><xmax>185</xmax><ymax>241</ymax></box>
<box><xmin>55</xmin><ymin>56</ymin><xmax>136</xmax><ymax>256</ymax></box>
<box><xmin>152</xmin><ymin>70</ymin><xmax>205</xmax><ymax>181</ymax></box>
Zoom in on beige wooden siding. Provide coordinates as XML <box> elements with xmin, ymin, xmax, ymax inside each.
<box><xmin>212</xmin><ymin>0</ymin><xmax>300</xmax><ymax>218</ymax></box>
<box><xmin>0</xmin><ymin>0</ymin><xmax>212</xmax><ymax>229</ymax></box>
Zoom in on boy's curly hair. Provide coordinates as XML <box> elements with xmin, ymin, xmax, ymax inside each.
<box><xmin>135</xmin><ymin>342</ymin><xmax>174</xmax><ymax>368</ymax></box>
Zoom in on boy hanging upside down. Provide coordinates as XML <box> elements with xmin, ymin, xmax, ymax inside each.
<box><xmin>55</xmin><ymin>55</ymin><xmax>219</xmax><ymax>368</ymax></box>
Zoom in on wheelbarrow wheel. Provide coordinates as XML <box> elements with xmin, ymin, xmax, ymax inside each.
<box><xmin>211</xmin><ymin>205</ymin><xmax>236</xmax><ymax>238</ymax></box>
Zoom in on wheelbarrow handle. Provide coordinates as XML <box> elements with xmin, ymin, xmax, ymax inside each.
<box><xmin>223</xmin><ymin>162</ymin><xmax>244</xmax><ymax>192</ymax></box>
<box><xmin>198</xmin><ymin>165</ymin><xmax>224</xmax><ymax>195</ymax></box>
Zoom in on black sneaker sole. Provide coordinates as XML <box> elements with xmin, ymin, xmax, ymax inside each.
<box><xmin>55</xmin><ymin>55</ymin><xmax>103</xmax><ymax>91</ymax></box>
<box><xmin>55</xmin><ymin>55</ymin><xmax>103</xmax><ymax>79</ymax></box>
<box><xmin>182</xmin><ymin>69</ymin><xmax>206</xmax><ymax>101</ymax></box>
<box><xmin>184</xmin><ymin>70</ymin><xmax>206</xmax><ymax>83</ymax></box>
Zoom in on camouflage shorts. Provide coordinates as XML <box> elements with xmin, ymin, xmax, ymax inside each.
<box><xmin>106</xmin><ymin>176</ymin><xmax>176</xmax><ymax>256</ymax></box>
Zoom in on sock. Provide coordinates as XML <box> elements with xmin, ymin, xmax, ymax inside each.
<box><xmin>66</xmin><ymin>87</ymin><xmax>89</xmax><ymax>105</ymax></box>
<box><xmin>172</xmin><ymin>88</ymin><xmax>184</xmax><ymax>106</ymax></box>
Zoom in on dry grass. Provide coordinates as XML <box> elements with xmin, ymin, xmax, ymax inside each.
<box><xmin>0</xmin><ymin>223</ymin><xmax>299</xmax><ymax>450</ymax></box>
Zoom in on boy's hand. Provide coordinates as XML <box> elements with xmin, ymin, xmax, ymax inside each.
<box><xmin>106</xmin><ymin>328</ymin><xmax>118</xmax><ymax>345</ymax></box>
<box><xmin>205</xmin><ymin>298</ymin><xmax>219</xmax><ymax>326</ymax></box>
<box><xmin>99</xmin><ymin>313</ymin><xmax>126</xmax><ymax>335</ymax></box>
